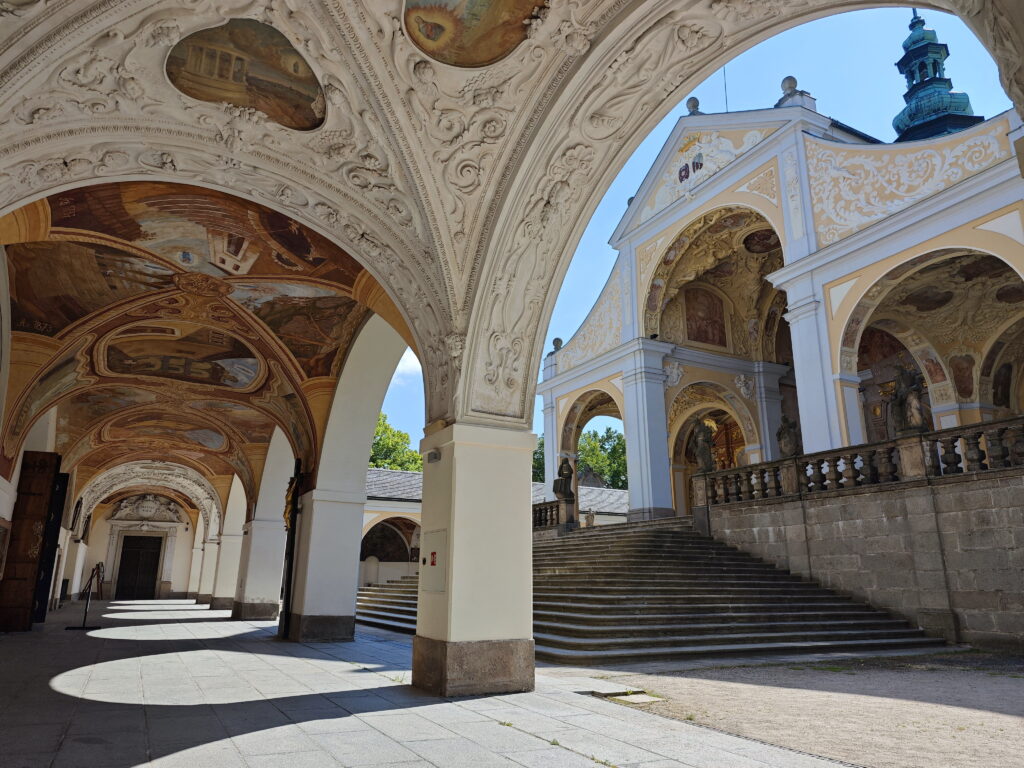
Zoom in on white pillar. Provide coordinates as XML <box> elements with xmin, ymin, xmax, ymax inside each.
<box><xmin>621</xmin><ymin>341</ymin><xmax>675</xmax><ymax>520</ymax></box>
<box><xmin>233</xmin><ymin>428</ymin><xmax>291</xmax><ymax>619</ymax></box>
<box><xmin>286</xmin><ymin>489</ymin><xmax>363</xmax><ymax>641</ymax></box>
<box><xmin>197</xmin><ymin>541</ymin><xmax>218</xmax><ymax>604</ymax></box>
<box><xmin>211</xmin><ymin>475</ymin><xmax>246</xmax><ymax>610</ymax></box>
<box><xmin>412</xmin><ymin>423</ymin><xmax>535</xmax><ymax>697</ymax></box>
<box><xmin>67</xmin><ymin>540</ymin><xmax>89</xmax><ymax>599</ymax></box>
<box><xmin>541</xmin><ymin>394</ymin><xmax>558</xmax><ymax>500</ymax></box>
<box><xmin>186</xmin><ymin>515</ymin><xmax>205</xmax><ymax>598</ymax></box>
<box><xmin>753</xmin><ymin>362</ymin><xmax>789</xmax><ymax>461</ymax></box>
<box><xmin>784</xmin><ymin>295</ymin><xmax>844</xmax><ymax>451</ymax></box>
<box><xmin>839</xmin><ymin>372</ymin><xmax>868</xmax><ymax>445</ymax></box>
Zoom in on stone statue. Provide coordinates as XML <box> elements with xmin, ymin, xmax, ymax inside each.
<box><xmin>776</xmin><ymin>414</ymin><xmax>803</xmax><ymax>458</ymax></box>
<box><xmin>553</xmin><ymin>457</ymin><xmax>575</xmax><ymax>501</ymax></box>
<box><xmin>692</xmin><ymin>421</ymin><xmax>715</xmax><ymax>473</ymax></box>
<box><xmin>893</xmin><ymin>366</ymin><xmax>927</xmax><ymax>434</ymax></box>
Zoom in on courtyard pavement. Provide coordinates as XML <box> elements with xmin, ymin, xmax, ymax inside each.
<box><xmin>0</xmin><ymin>599</ymin><xmax>852</xmax><ymax>768</ymax></box>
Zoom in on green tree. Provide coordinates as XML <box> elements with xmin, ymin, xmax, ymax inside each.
<box><xmin>369</xmin><ymin>412</ymin><xmax>422</xmax><ymax>471</ymax></box>
<box><xmin>532</xmin><ymin>436</ymin><xmax>545</xmax><ymax>482</ymax></box>
<box><xmin>576</xmin><ymin>426</ymin><xmax>628</xmax><ymax>489</ymax></box>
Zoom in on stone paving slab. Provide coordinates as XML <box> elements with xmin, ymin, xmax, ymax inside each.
<box><xmin>0</xmin><ymin>600</ymin><xmax>850</xmax><ymax>768</ymax></box>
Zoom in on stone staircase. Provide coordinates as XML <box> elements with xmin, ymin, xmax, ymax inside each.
<box><xmin>355</xmin><ymin>518</ymin><xmax>945</xmax><ymax>664</ymax></box>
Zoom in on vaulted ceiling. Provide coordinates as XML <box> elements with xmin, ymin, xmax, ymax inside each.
<box><xmin>0</xmin><ymin>181</ymin><xmax>412</xmax><ymax>508</ymax></box>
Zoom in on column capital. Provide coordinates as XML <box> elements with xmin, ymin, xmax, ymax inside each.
<box><xmin>783</xmin><ymin>297</ymin><xmax>821</xmax><ymax>324</ymax></box>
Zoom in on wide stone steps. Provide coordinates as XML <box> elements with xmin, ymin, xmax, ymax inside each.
<box><xmin>355</xmin><ymin>519</ymin><xmax>944</xmax><ymax>662</ymax></box>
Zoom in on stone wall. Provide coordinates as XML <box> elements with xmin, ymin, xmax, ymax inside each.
<box><xmin>698</xmin><ymin>469</ymin><xmax>1024</xmax><ymax>652</ymax></box>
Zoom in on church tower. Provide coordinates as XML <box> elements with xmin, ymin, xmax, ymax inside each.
<box><xmin>892</xmin><ymin>9</ymin><xmax>983</xmax><ymax>142</ymax></box>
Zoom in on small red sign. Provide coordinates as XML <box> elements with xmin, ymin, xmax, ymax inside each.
<box><xmin>430</xmin><ymin>552</ymin><xmax>437</xmax><ymax>566</ymax></box>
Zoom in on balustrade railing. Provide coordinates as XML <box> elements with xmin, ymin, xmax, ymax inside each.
<box><xmin>532</xmin><ymin>500</ymin><xmax>563</xmax><ymax>529</ymax></box>
<box><xmin>698</xmin><ymin>415</ymin><xmax>1024</xmax><ymax>507</ymax></box>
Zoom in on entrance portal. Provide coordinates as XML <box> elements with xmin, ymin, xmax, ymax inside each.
<box><xmin>115</xmin><ymin>536</ymin><xmax>162</xmax><ymax>600</ymax></box>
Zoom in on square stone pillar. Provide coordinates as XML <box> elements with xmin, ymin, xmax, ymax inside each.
<box><xmin>412</xmin><ymin>423</ymin><xmax>535</xmax><ymax>697</ymax></box>
<box><xmin>622</xmin><ymin>341</ymin><xmax>676</xmax><ymax>520</ymax></box>
<box><xmin>211</xmin><ymin>533</ymin><xmax>243</xmax><ymax>609</ymax></box>
<box><xmin>285</xmin><ymin>489</ymin><xmax>363</xmax><ymax>641</ymax></box>
<box><xmin>783</xmin><ymin>295</ymin><xmax>844</xmax><ymax>452</ymax></box>
<box><xmin>232</xmin><ymin>519</ymin><xmax>285</xmax><ymax>620</ymax></box>
<box><xmin>197</xmin><ymin>541</ymin><xmax>218</xmax><ymax>604</ymax></box>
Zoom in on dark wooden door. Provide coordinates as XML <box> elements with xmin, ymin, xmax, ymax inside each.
<box><xmin>115</xmin><ymin>536</ymin><xmax>162</xmax><ymax>600</ymax></box>
<box><xmin>0</xmin><ymin>452</ymin><xmax>62</xmax><ymax>631</ymax></box>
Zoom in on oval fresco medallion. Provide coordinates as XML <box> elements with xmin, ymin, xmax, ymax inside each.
<box><xmin>166</xmin><ymin>19</ymin><xmax>325</xmax><ymax>130</ymax></box>
<box><xmin>403</xmin><ymin>0</ymin><xmax>540</xmax><ymax>67</ymax></box>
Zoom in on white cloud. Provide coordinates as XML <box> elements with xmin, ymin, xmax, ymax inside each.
<box><xmin>394</xmin><ymin>347</ymin><xmax>422</xmax><ymax>380</ymax></box>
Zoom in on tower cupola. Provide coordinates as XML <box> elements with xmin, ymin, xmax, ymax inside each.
<box><xmin>892</xmin><ymin>10</ymin><xmax>983</xmax><ymax>141</ymax></box>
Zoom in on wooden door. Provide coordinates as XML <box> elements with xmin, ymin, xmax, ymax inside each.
<box><xmin>0</xmin><ymin>452</ymin><xmax>62</xmax><ymax>631</ymax></box>
<box><xmin>115</xmin><ymin>536</ymin><xmax>162</xmax><ymax>600</ymax></box>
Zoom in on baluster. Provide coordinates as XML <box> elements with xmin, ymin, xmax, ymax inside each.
<box><xmin>985</xmin><ymin>427</ymin><xmax>1009</xmax><ymax>469</ymax></box>
<box><xmin>862</xmin><ymin>449</ymin><xmax>879</xmax><ymax>486</ymax></box>
<box><xmin>808</xmin><ymin>459</ymin><xmax>825</xmax><ymax>491</ymax></box>
<box><xmin>876</xmin><ymin>445</ymin><xmax>897</xmax><ymax>483</ymax></box>
<box><xmin>767</xmin><ymin>464</ymin><xmax>782</xmax><ymax>497</ymax></box>
<box><xmin>739</xmin><ymin>470</ymin><xmax>753</xmax><ymax>500</ymax></box>
<box><xmin>1008</xmin><ymin>425</ymin><xmax>1024</xmax><ymax>466</ymax></box>
<box><xmin>731</xmin><ymin>472</ymin><xmax>743</xmax><ymax>501</ymax></box>
<box><xmin>963</xmin><ymin>430</ymin><xmax>986</xmax><ymax>472</ymax></box>
<box><xmin>841</xmin><ymin>453</ymin><xmax>859</xmax><ymax>488</ymax></box>
<box><xmin>824</xmin><ymin>457</ymin><xmax>841</xmax><ymax>490</ymax></box>
<box><xmin>939</xmin><ymin>435</ymin><xmax>962</xmax><ymax>474</ymax></box>
<box><xmin>714</xmin><ymin>474</ymin><xmax>727</xmax><ymax>504</ymax></box>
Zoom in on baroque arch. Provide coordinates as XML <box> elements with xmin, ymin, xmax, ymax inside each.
<box><xmin>668</xmin><ymin>381</ymin><xmax>758</xmax><ymax>455</ymax></box>
<box><xmin>557</xmin><ymin>387</ymin><xmax>625</xmax><ymax>459</ymax></box>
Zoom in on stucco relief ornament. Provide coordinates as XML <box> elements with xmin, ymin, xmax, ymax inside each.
<box><xmin>734</xmin><ymin>374</ymin><xmax>755</xmax><ymax>400</ymax></box>
<box><xmin>173</xmin><ymin>272</ymin><xmax>232</xmax><ymax>297</ymax></box>
<box><xmin>664</xmin><ymin>361</ymin><xmax>685</xmax><ymax>388</ymax></box>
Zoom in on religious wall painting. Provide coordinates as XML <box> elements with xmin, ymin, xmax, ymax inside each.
<box><xmin>993</xmin><ymin>363</ymin><xmax>1014</xmax><ymax>408</ymax></box>
<box><xmin>102</xmin><ymin>323</ymin><xmax>262</xmax><ymax>390</ymax></box>
<box><xmin>949</xmin><ymin>354</ymin><xmax>975</xmax><ymax>399</ymax></box>
<box><xmin>403</xmin><ymin>0</ymin><xmax>538</xmax><ymax>67</ymax></box>
<box><xmin>742</xmin><ymin>229</ymin><xmax>781</xmax><ymax>254</ymax></box>
<box><xmin>105</xmin><ymin>411</ymin><xmax>229</xmax><ymax>452</ymax></box>
<box><xmin>166</xmin><ymin>19</ymin><xmax>326</xmax><ymax>130</ymax></box>
<box><xmin>6</xmin><ymin>242</ymin><xmax>175</xmax><ymax>336</ymax></box>
<box><xmin>684</xmin><ymin>287</ymin><xmax>727</xmax><ymax>348</ymax></box>
<box><xmin>55</xmin><ymin>386</ymin><xmax>160</xmax><ymax>451</ymax></box>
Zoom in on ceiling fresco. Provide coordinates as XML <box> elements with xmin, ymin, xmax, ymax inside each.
<box><xmin>403</xmin><ymin>0</ymin><xmax>539</xmax><ymax>67</ymax></box>
<box><xmin>0</xmin><ymin>181</ymin><xmax>411</xmax><ymax>505</ymax></box>
<box><xmin>166</xmin><ymin>19</ymin><xmax>326</xmax><ymax>130</ymax></box>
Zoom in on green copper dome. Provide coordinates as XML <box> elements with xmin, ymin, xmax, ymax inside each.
<box><xmin>892</xmin><ymin>10</ymin><xmax>983</xmax><ymax>142</ymax></box>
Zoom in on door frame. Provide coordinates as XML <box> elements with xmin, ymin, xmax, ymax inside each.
<box><xmin>112</xmin><ymin>530</ymin><xmax>167</xmax><ymax>600</ymax></box>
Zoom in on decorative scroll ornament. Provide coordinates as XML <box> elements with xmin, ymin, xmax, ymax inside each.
<box><xmin>734</xmin><ymin>374</ymin><xmax>755</xmax><ymax>400</ymax></box>
<box><xmin>805</xmin><ymin>121</ymin><xmax>1010</xmax><ymax>245</ymax></box>
<box><xmin>110</xmin><ymin>494</ymin><xmax>185</xmax><ymax>524</ymax></box>
<box><xmin>557</xmin><ymin>263</ymin><xmax>624</xmax><ymax>372</ymax></box>
<box><xmin>736</xmin><ymin>164</ymin><xmax>779</xmax><ymax>205</ymax></box>
<box><xmin>664</xmin><ymin>361</ymin><xmax>685</xmax><ymax>388</ymax></box>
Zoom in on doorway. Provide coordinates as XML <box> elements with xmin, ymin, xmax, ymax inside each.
<box><xmin>115</xmin><ymin>536</ymin><xmax>162</xmax><ymax>599</ymax></box>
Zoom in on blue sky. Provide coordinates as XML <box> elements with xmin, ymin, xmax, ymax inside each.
<box><xmin>380</xmin><ymin>7</ymin><xmax>1012</xmax><ymax>446</ymax></box>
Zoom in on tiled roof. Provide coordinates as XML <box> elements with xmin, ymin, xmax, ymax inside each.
<box><xmin>365</xmin><ymin>468</ymin><xmax>628</xmax><ymax>513</ymax></box>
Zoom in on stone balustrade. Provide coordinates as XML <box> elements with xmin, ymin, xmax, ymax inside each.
<box><xmin>696</xmin><ymin>415</ymin><xmax>1024</xmax><ymax>506</ymax></box>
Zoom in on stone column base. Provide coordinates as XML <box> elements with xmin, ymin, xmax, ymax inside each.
<box><xmin>286</xmin><ymin>613</ymin><xmax>354</xmax><ymax>642</ymax></box>
<box><xmin>209</xmin><ymin>597</ymin><xmax>233</xmax><ymax>610</ymax></box>
<box><xmin>412</xmin><ymin>636</ymin><xmax>534</xmax><ymax>697</ymax></box>
<box><xmin>197</xmin><ymin>593</ymin><xmax>212</xmax><ymax>604</ymax></box>
<box><xmin>627</xmin><ymin>507</ymin><xmax>677</xmax><ymax>523</ymax></box>
<box><xmin>232</xmin><ymin>600</ymin><xmax>280</xmax><ymax>620</ymax></box>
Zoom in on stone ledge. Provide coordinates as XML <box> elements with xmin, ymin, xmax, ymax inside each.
<box><xmin>412</xmin><ymin>636</ymin><xmax>534</xmax><ymax>697</ymax></box>
<box><xmin>232</xmin><ymin>600</ymin><xmax>280</xmax><ymax>620</ymax></box>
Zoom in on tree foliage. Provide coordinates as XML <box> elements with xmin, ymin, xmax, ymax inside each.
<box><xmin>532</xmin><ymin>436</ymin><xmax>545</xmax><ymax>482</ymax></box>
<box><xmin>577</xmin><ymin>427</ymin><xmax>628</xmax><ymax>489</ymax></box>
<box><xmin>369</xmin><ymin>412</ymin><xmax>422</xmax><ymax>471</ymax></box>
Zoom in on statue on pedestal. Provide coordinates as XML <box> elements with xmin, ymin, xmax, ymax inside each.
<box><xmin>893</xmin><ymin>366</ymin><xmax>927</xmax><ymax>435</ymax></box>
<box><xmin>776</xmin><ymin>414</ymin><xmax>804</xmax><ymax>458</ymax></box>
<box><xmin>693</xmin><ymin>421</ymin><xmax>715</xmax><ymax>473</ymax></box>
<box><xmin>553</xmin><ymin>457</ymin><xmax>575</xmax><ymax>501</ymax></box>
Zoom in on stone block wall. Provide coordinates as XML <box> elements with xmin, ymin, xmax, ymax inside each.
<box><xmin>703</xmin><ymin>470</ymin><xmax>1024</xmax><ymax>652</ymax></box>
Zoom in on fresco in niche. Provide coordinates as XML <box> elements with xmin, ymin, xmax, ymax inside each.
<box><xmin>231</xmin><ymin>282</ymin><xmax>370</xmax><ymax>377</ymax></box>
<box><xmin>105</xmin><ymin>324</ymin><xmax>261</xmax><ymax>389</ymax></box>
<box><xmin>403</xmin><ymin>0</ymin><xmax>538</xmax><ymax>67</ymax></box>
<box><xmin>7</xmin><ymin>338</ymin><xmax>90</xmax><ymax>448</ymax></box>
<box><xmin>684</xmin><ymin>287</ymin><xmax>727</xmax><ymax>348</ymax></box>
<box><xmin>949</xmin><ymin>354</ymin><xmax>975</xmax><ymax>399</ymax></box>
<box><xmin>166</xmin><ymin>19</ymin><xmax>325</xmax><ymax>130</ymax></box>
<box><xmin>742</xmin><ymin>229</ymin><xmax>781</xmax><ymax>254</ymax></box>
<box><xmin>188</xmin><ymin>400</ymin><xmax>276</xmax><ymax>444</ymax></box>
<box><xmin>993</xmin><ymin>363</ymin><xmax>1013</xmax><ymax>408</ymax></box>
<box><xmin>6</xmin><ymin>242</ymin><xmax>174</xmax><ymax>336</ymax></box>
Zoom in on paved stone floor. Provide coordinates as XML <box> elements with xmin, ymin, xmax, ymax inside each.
<box><xmin>0</xmin><ymin>600</ymin><xmax>853</xmax><ymax>768</ymax></box>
